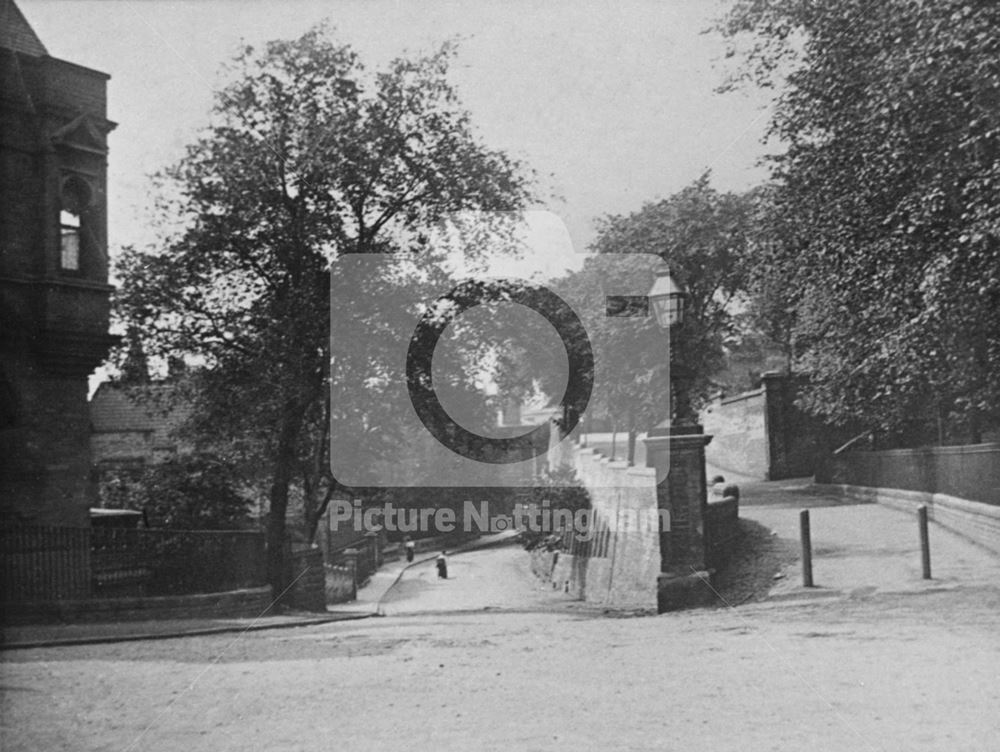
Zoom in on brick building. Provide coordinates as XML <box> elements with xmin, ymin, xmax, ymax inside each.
<box><xmin>90</xmin><ymin>382</ymin><xmax>193</xmax><ymax>473</ymax></box>
<box><xmin>0</xmin><ymin>0</ymin><xmax>118</xmax><ymax>525</ymax></box>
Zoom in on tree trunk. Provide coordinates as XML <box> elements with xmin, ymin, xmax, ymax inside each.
<box><xmin>627</xmin><ymin>428</ymin><xmax>637</xmax><ymax>466</ymax></box>
<box><xmin>302</xmin><ymin>393</ymin><xmax>334</xmax><ymax>543</ymax></box>
<box><xmin>304</xmin><ymin>483</ymin><xmax>336</xmax><ymax>543</ymax></box>
<box><xmin>266</xmin><ymin>404</ymin><xmax>304</xmax><ymax>603</ymax></box>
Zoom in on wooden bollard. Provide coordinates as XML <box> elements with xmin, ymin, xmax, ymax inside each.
<box><xmin>800</xmin><ymin>509</ymin><xmax>814</xmax><ymax>587</ymax></box>
<box><xmin>918</xmin><ymin>505</ymin><xmax>932</xmax><ymax>579</ymax></box>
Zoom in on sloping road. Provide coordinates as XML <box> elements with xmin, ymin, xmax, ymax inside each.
<box><xmin>379</xmin><ymin>543</ymin><xmax>583</xmax><ymax>616</ymax></box>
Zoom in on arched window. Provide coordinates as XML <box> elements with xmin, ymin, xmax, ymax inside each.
<box><xmin>60</xmin><ymin>208</ymin><xmax>81</xmax><ymax>270</ymax></box>
<box><xmin>59</xmin><ymin>177</ymin><xmax>91</xmax><ymax>273</ymax></box>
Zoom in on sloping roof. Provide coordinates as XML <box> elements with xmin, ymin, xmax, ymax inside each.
<box><xmin>89</xmin><ymin>382</ymin><xmax>191</xmax><ymax>434</ymax></box>
<box><xmin>0</xmin><ymin>0</ymin><xmax>48</xmax><ymax>57</ymax></box>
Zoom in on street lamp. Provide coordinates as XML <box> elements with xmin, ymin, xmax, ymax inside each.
<box><xmin>647</xmin><ymin>268</ymin><xmax>686</xmax><ymax>328</ymax></box>
<box><xmin>648</xmin><ymin>268</ymin><xmax>692</xmax><ymax>425</ymax></box>
<box><xmin>644</xmin><ymin>266</ymin><xmax>713</xmax><ymax>611</ymax></box>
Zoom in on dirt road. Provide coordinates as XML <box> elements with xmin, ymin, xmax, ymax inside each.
<box><xmin>3</xmin><ymin>543</ymin><xmax>999</xmax><ymax>752</ymax></box>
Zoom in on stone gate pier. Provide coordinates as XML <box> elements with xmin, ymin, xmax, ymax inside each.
<box><xmin>535</xmin><ymin>425</ymin><xmax>738</xmax><ymax>612</ymax></box>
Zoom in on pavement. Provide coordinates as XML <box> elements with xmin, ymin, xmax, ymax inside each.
<box><xmin>5</xmin><ymin>490</ymin><xmax>1000</xmax><ymax>750</ymax></box>
<box><xmin>1</xmin><ymin>530</ymin><xmax>518</xmax><ymax>649</ymax></box>
<box><xmin>377</xmin><ymin>540</ymin><xmax>591</xmax><ymax>616</ymax></box>
<box><xmin>325</xmin><ymin>529</ymin><xmax>519</xmax><ymax>616</ymax></box>
<box><xmin>0</xmin><ymin>612</ymin><xmax>364</xmax><ymax>650</ymax></box>
<box><xmin>735</xmin><ymin>478</ymin><xmax>1000</xmax><ymax>604</ymax></box>
<box><xmin>4</xmin><ymin>484</ymin><xmax>998</xmax><ymax>649</ymax></box>
<box><xmin>5</xmin><ymin>536</ymin><xmax>998</xmax><ymax>751</ymax></box>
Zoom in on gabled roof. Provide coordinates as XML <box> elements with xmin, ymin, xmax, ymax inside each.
<box><xmin>0</xmin><ymin>0</ymin><xmax>48</xmax><ymax>57</ymax></box>
<box><xmin>51</xmin><ymin>112</ymin><xmax>110</xmax><ymax>154</ymax></box>
<box><xmin>90</xmin><ymin>382</ymin><xmax>192</xmax><ymax>435</ymax></box>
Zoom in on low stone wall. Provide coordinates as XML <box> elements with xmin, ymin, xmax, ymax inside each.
<box><xmin>288</xmin><ymin>547</ymin><xmax>327</xmax><ymax>612</ymax></box>
<box><xmin>2</xmin><ymin>586</ymin><xmax>273</xmax><ymax>625</ymax></box>
<box><xmin>543</xmin><ymin>446</ymin><xmax>660</xmax><ymax>611</ymax></box>
<box><xmin>325</xmin><ymin>564</ymin><xmax>356</xmax><ymax>604</ymax></box>
<box><xmin>705</xmin><ymin>496</ymin><xmax>740</xmax><ymax>570</ymax></box>
<box><xmin>818</xmin><ymin>484</ymin><xmax>1000</xmax><ymax>556</ymax></box>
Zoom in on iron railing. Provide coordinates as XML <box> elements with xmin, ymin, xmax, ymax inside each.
<box><xmin>1</xmin><ymin>525</ymin><xmax>91</xmax><ymax>601</ymax></box>
<box><xmin>1</xmin><ymin>525</ymin><xmax>267</xmax><ymax>602</ymax></box>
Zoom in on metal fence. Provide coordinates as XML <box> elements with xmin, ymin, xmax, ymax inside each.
<box><xmin>2</xmin><ymin>525</ymin><xmax>267</xmax><ymax>602</ymax></box>
<box><xmin>328</xmin><ymin>535</ymin><xmax>374</xmax><ymax>584</ymax></box>
<box><xmin>1</xmin><ymin>526</ymin><xmax>92</xmax><ymax>601</ymax></box>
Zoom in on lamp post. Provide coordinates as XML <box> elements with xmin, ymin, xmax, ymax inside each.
<box><xmin>647</xmin><ymin>268</ymin><xmax>694</xmax><ymax>426</ymax></box>
<box><xmin>647</xmin><ymin>268</ymin><xmax>686</xmax><ymax>329</ymax></box>
<box><xmin>643</xmin><ymin>267</ymin><xmax>714</xmax><ymax>611</ymax></box>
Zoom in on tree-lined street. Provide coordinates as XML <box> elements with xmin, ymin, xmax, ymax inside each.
<box><xmin>4</xmin><ymin>499</ymin><xmax>999</xmax><ymax>752</ymax></box>
<box><xmin>3</xmin><ymin>1</ymin><xmax>999</xmax><ymax>749</ymax></box>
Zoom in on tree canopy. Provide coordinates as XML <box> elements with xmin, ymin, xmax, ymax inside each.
<box><xmin>587</xmin><ymin>177</ymin><xmax>755</xmax><ymax>427</ymax></box>
<box><xmin>488</xmin><ymin>178</ymin><xmax>755</xmax><ymax>463</ymax></box>
<box><xmin>100</xmin><ymin>454</ymin><xmax>252</xmax><ymax>530</ymax></box>
<box><xmin>719</xmin><ymin>0</ymin><xmax>1000</xmax><ymax>443</ymax></box>
<box><xmin>115</xmin><ymin>26</ymin><xmax>533</xmax><ymax>592</ymax></box>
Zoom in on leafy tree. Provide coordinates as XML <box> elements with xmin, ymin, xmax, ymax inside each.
<box><xmin>520</xmin><ymin>465</ymin><xmax>590</xmax><ymax>550</ymax></box>
<box><xmin>719</xmin><ymin>0</ymin><xmax>1000</xmax><ymax>443</ymax></box>
<box><xmin>101</xmin><ymin>454</ymin><xmax>252</xmax><ymax>530</ymax></box>
<box><xmin>587</xmin><ymin>178</ymin><xmax>754</xmax><ymax>441</ymax></box>
<box><xmin>551</xmin><ymin>253</ymin><xmax>670</xmax><ymax>464</ymax></box>
<box><xmin>116</xmin><ymin>27</ymin><xmax>533</xmax><ymax>594</ymax></box>
<box><xmin>489</xmin><ymin>179</ymin><xmax>754</xmax><ymax>462</ymax></box>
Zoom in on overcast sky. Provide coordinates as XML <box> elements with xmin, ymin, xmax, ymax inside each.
<box><xmin>24</xmin><ymin>0</ymin><xmax>773</xmax><ymax>274</ymax></box>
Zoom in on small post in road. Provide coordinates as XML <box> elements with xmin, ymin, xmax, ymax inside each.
<box><xmin>918</xmin><ymin>505</ymin><xmax>932</xmax><ymax>579</ymax></box>
<box><xmin>800</xmin><ymin>509</ymin><xmax>814</xmax><ymax>588</ymax></box>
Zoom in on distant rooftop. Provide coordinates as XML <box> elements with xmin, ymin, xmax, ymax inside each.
<box><xmin>90</xmin><ymin>382</ymin><xmax>191</xmax><ymax>435</ymax></box>
<box><xmin>0</xmin><ymin>0</ymin><xmax>48</xmax><ymax>57</ymax></box>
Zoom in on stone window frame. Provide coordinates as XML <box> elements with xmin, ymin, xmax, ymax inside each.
<box><xmin>58</xmin><ymin>175</ymin><xmax>94</xmax><ymax>275</ymax></box>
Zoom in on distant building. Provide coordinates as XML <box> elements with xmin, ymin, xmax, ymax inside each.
<box><xmin>89</xmin><ymin>374</ymin><xmax>270</xmax><ymax>522</ymax></box>
<box><xmin>0</xmin><ymin>0</ymin><xmax>118</xmax><ymax>525</ymax></box>
<box><xmin>89</xmin><ymin>382</ymin><xmax>193</xmax><ymax>473</ymax></box>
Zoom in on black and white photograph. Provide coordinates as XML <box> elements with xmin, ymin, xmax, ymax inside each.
<box><xmin>2</xmin><ymin>0</ymin><xmax>999</xmax><ymax>749</ymax></box>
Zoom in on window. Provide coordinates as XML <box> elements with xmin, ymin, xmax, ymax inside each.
<box><xmin>60</xmin><ymin>209</ymin><xmax>81</xmax><ymax>270</ymax></box>
<box><xmin>59</xmin><ymin>177</ymin><xmax>91</xmax><ymax>273</ymax></box>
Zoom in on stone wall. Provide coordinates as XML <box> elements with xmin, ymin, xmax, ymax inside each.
<box><xmin>288</xmin><ymin>546</ymin><xmax>326</xmax><ymax>612</ymax></box>
<box><xmin>819</xmin><ymin>484</ymin><xmax>1000</xmax><ymax>557</ymax></box>
<box><xmin>701</xmin><ymin>372</ymin><xmax>835</xmax><ymax>480</ymax></box>
<box><xmin>1</xmin><ymin>22</ymin><xmax>117</xmax><ymax>527</ymax></box>
<box><xmin>705</xmin><ymin>495</ymin><xmax>740</xmax><ymax>570</ymax></box>
<box><xmin>325</xmin><ymin>564</ymin><xmax>356</xmax><ymax>604</ymax></box>
<box><xmin>542</xmin><ymin>445</ymin><xmax>660</xmax><ymax>611</ymax></box>
<box><xmin>816</xmin><ymin>442</ymin><xmax>1000</xmax><ymax>555</ymax></box>
<box><xmin>1</xmin><ymin>354</ymin><xmax>93</xmax><ymax>526</ymax></box>
<box><xmin>3</xmin><ymin>586</ymin><xmax>273</xmax><ymax>625</ymax></box>
<box><xmin>702</xmin><ymin>388</ymin><xmax>768</xmax><ymax>479</ymax></box>
<box><xmin>817</xmin><ymin>443</ymin><xmax>1000</xmax><ymax>506</ymax></box>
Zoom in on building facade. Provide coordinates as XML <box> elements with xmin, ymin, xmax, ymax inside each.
<box><xmin>90</xmin><ymin>382</ymin><xmax>193</xmax><ymax>473</ymax></box>
<box><xmin>0</xmin><ymin>0</ymin><xmax>118</xmax><ymax>525</ymax></box>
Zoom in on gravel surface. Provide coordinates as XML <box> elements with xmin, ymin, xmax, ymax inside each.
<box><xmin>3</xmin><ymin>541</ymin><xmax>999</xmax><ymax>752</ymax></box>
<box><xmin>711</xmin><ymin>518</ymin><xmax>800</xmax><ymax>606</ymax></box>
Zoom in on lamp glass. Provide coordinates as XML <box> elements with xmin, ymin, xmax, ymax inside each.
<box><xmin>648</xmin><ymin>270</ymin><xmax>686</xmax><ymax>328</ymax></box>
